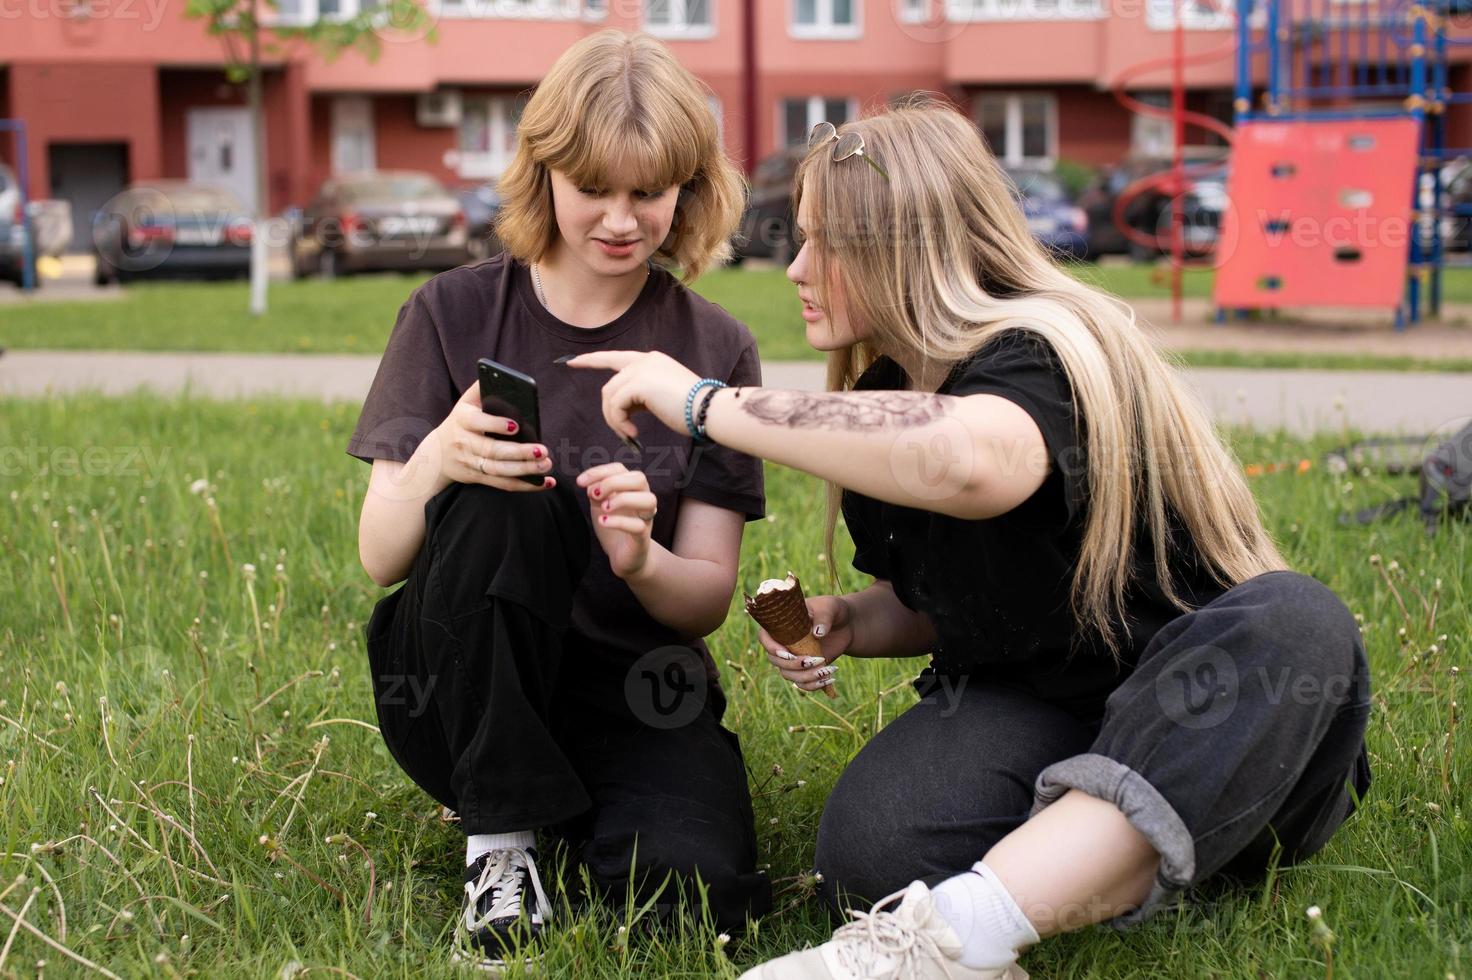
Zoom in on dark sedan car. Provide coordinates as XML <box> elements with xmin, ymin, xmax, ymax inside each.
<box><xmin>1079</xmin><ymin>153</ymin><xmax>1229</xmax><ymax>260</ymax></box>
<box><xmin>453</xmin><ymin>181</ymin><xmax>504</xmax><ymax>261</ymax></box>
<box><xmin>92</xmin><ymin>181</ymin><xmax>254</xmax><ymax>285</ymax></box>
<box><xmin>291</xmin><ymin>171</ymin><xmax>472</xmax><ymax>279</ymax></box>
<box><xmin>1004</xmin><ymin>168</ymin><xmax>1090</xmax><ymax>260</ymax></box>
<box><xmin>731</xmin><ymin>148</ymin><xmax>803</xmax><ymax>265</ymax></box>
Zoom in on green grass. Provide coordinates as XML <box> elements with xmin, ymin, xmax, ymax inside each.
<box><xmin>4</xmin><ymin>265</ymin><xmax>1471</xmax><ymax>372</ymax></box>
<box><xmin>0</xmin><ymin>394</ymin><xmax>1467</xmax><ymax>976</ymax></box>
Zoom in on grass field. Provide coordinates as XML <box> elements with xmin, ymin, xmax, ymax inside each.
<box><xmin>4</xmin><ymin>264</ymin><xmax>1472</xmax><ymax>372</ymax></box>
<box><xmin>0</xmin><ymin>394</ymin><xmax>1467</xmax><ymax>977</ymax></box>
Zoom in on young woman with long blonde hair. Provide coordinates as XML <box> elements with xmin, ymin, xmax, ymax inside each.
<box><xmin>349</xmin><ymin>30</ymin><xmax>771</xmax><ymax>970</ymax></box>
<box><xmin>570</xmin><ymin>101</ymin><xmax>1371</xmax><ymax>979</ymax></box>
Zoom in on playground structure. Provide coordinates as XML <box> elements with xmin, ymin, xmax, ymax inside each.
<box><xmin>1222</xmin><ymin>0</ymin><xmax>1472</xmax><ymax>327</ymax></box>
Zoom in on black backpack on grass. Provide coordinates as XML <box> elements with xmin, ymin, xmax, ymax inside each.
<box><xmin>1332</xmin><ymin>419</ymin><xmax>1472</xmax><ymax>533</ymax></box>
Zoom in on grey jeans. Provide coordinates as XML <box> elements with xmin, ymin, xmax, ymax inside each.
<box><xmin>812</xmin><ymin>570</ymin><xmax>1372</xmax><ymax>927</ymax></box>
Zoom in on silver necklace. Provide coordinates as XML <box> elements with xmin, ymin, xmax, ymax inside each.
<box><xmin>532</xmin><ymin>261</ymin><xmax>548</xmax><ymax>308</ymax></box>
<box><xmin>532</xmin><ymin>260</ymin><xmax>649</xmax><ymax>312</ymax></box>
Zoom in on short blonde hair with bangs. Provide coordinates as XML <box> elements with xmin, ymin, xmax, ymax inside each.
<box><xmin>495</xmin><ymin>30</ymin><xmax>744</xmax><ymax>283</ymax></box>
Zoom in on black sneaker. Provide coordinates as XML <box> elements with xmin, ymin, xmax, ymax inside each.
<box><xmin>453</xmin><ymin>846</ymin><xmax>551</xmax><ymax>971</ymax></box>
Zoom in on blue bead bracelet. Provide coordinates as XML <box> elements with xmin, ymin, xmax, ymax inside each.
<box><xmin>684</xmin><ymin>378</ymin><xmax>727</xmax><ymax>445</ymax></box>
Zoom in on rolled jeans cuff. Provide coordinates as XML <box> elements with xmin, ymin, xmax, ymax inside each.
<box><xmin>1030</xmin><ymin>753</ymin><xmax>1195</xmax><ymax>929</ymax></box>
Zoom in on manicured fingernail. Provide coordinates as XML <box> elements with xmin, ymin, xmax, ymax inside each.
<box><xmin>813</xmin><ymin>624</ymin><xmax>826</xmax><ymax>637</ymax></box>
<box><xmin>506</xmin><ymin>421</ymin><xmax>518</xmax><ymax>434</ymax></box>
<box><xmin>554</xmin><ymin>354</ymin><xmax>577</xmax><ymax>364</ymax></box>
<box><xmin>532</xmin><ymin>447</ymin><xmax>543</xmax><ymax>459</ymax></box>
<box><xmin>819</xmin><ymin>676</ymin><xmax>835</xmax><ymax>687</ymax></box>
<box><xmin>800</xmin><ymin>656</ymin><xmax>825</xmax><ymax>668</ymax></box>
<box><xmin>775</xmin><ymin>649</ymin><xmax>794</xmax><ymax>661</ymax></box>
<box><xmin>600</xmin><ymin>515</ymin><xmax>608</xmax><ymax>523</ymax></box>
<box><xmin>816</xmin><ymin>665</ymin><xmax>837</xmax><ymax>677</ymax></box>
<box><xmin>593</xmin><ymin>487</ymin><xmax>601</xmax><ymax>498</ymax></box>
<box><xmin>602</xmin><ymin>501</ymin><xmax>610</xmax><ymax>511</ymax></box>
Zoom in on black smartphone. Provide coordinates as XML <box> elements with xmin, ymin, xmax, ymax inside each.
<box><xmin>477</xmin><ymin>358</ymin><xmax>544</xmax><ymax>487</ymax></box>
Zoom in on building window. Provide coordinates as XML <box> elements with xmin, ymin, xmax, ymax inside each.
<box><xmin>779</xmin><ymin>96</ymin><xmax>856</xmax><ymax>148</ymax></box>
<box><xmin>645</xmin><ymin>0</ymin><xmax>715</xmax><ymax>37</ymax></box>
<box><xmin>791</xmin><ymin>0</ymin><xmax>860</xmax><ymax>38</ymax></box>
<box><xmin>1145</xmin><ymin>0</ymin><xmax>1256</xmax><ymax>29</ymax></box>
<box><xmin>458</xmin><ymin>94</ymin><xmax>528</xmax><ymax>180</ymax></box>
<box><xmin>435</xmin><ymin>0</ymin><xmax>585</xmax><ymax>21</ymax></box>
<box><xmin>945</xmin><ymin>0</ymin><xmax>1102</xmax><ymax>21</ymax></box>
<box><xmin>898</xmin><ymin>0</ymin><xmax>930</xmax><ymax>21</ymax></box>
<box><xmin>974</xmin><ymin>93</ymin><xmax>1057</xmax><ymax>167</ymax></box>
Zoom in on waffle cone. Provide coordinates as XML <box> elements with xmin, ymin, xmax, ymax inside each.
<box><xmin>744</xmin><ymin>573</ymin><xmax>838</xmax><ymax>699</ymax></box>
<box><xmin>743</xmin><ymin>574</ymin><xmax>813</xmax><ymax>646</ymax></box>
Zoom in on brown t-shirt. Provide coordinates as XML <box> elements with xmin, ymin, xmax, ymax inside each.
<box><xmin>347</xmin><ymin>254</ymin><xmax>765</xmax><ymax>683</ymax></box>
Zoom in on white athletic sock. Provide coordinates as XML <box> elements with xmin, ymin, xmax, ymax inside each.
<box><xmin>930</xmin><ymin>861</ymin><xmax>1041</xmax><ymax>970</ymax></box>
<box><xmin>466</xmin><ymin>830</ymin><xmax>536</xmax><ymax>867</ymax></box>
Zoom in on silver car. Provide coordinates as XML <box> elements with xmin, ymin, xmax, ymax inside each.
<box><xmin>291</xmin><ymin>171</ymin><xmax>472</xmax><ymax>279</ymax></box>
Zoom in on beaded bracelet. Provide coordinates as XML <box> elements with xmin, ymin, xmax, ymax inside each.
<box><xmin>684</xmin><ymin>378</ymin><xmax>727</xmax><ymax>445</ymax></box>
<box><xmin>695</xmin><ymin>382</ymin><xmax>724</xmax><ymax>443</ymax></box>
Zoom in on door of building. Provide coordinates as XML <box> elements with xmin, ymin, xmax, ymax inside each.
<box><xmin>187</xmin><ymin>107</ymin><xmax>258</xmax><ymax>213</ymax></box>
<box><xmin>48</xmin><ymin>142</ymin><xmax>129</xmax><ymax>253</ymax></box>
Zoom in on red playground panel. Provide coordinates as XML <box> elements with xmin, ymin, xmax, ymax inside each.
<box><xmin>1214</xmin><ymin>117</ymin><xmax>1419</xmax><ymax>312</ymax></box>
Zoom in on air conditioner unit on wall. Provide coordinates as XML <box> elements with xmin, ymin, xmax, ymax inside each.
<box><xmin>417</xmin><ymin>90</ymin><xmax>462</xmax><ymax>128</ymax></box>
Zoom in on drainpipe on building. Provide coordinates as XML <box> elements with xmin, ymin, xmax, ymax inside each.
<box><xmin>742</xmin><ymin>0</ymin><xmax>757</xmax><ymax>172</ymax></box>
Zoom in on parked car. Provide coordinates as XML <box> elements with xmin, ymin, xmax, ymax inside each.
<box><xmin>453</xmin><ymin>181</ymin><xmax>504</xmax><ymax>261</ymax></box>
<box><xmin>93</xmin><ymin>181</ymin><xmax>253</xmax><ymax>285</ymax></box>
<box><xmin>731</xmin><ymin>148</ymin><xmax>803</xmax><ymax>265</ymax></box>
<box><xmin>291</xmin><ymin>171</ymin><xmax>471</xmax><ymax>279</ymax></box>
<box><xmin>0</xmin><ymin>163</ymin><xmax>30</xmax><ymax>286</ymax></box>
<box><xmin>1003</xmin><ymin>167</ymin><xmax>1090</xmax><ymax>260</ymax></box>
<box><xmin>1420</xmin><ymin>158</ymin><xmax>1472</xmax><ymax>252</ymax></box>
<box><xmin>1078</xmin><ymin>151</ymin><xmax>1229</xmax><ymax>260</ymax></box>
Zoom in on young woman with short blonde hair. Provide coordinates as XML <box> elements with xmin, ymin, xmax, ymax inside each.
<box><xmin>349</xmin><ymin>29</ymin><xmax>769</xmax><ymax>969</ymax></box>
<box><xmin>571</xmin><ymin>101</ymin><xmax>1371</xmax><ymax>979</ymax></box>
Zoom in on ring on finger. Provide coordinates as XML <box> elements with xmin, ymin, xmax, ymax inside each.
<box><xmin>476</xmin><ymin>457</ymin><xmax>487</xmax><ymax>475</ymax></box>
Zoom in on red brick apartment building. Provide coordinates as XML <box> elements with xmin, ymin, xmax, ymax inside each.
<box><xmin>3</xmin><ymin>0</ymin><xmax>1470</xmax><ymax>247</ymax></box>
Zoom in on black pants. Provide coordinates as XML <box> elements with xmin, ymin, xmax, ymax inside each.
<box><xmin>813</xmin><ymin>570</ymin><xmax>1373</xmax><ymax>927</ymax></box>
<box><xmin>364</xmin><ymin>480</ymin><xmax>772</xmax><ymax>933</ymax></box>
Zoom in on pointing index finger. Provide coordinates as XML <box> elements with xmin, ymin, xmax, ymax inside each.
<box><xmin>556</xmin><ymin>350</ymin><xmax>640</xmax><ymax>371</ymax></box>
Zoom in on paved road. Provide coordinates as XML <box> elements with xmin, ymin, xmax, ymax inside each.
<box><xmin>2</xmin><ymin>349</ymin><xmax>1467</xmax><ymax>436</ymax></box>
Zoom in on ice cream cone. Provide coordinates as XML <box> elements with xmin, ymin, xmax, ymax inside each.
<box><xmin>745</xmin><ymin>572</ymin><xmax>837</xmax><ymax>699</ymax></box>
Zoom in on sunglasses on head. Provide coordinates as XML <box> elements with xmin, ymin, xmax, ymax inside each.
<box><xmin>808</xmin><ymin>122</ymin><xmax>891</xmax><ymax>181</ymax></box>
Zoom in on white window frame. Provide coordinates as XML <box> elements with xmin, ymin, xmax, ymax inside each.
<box><xmin>973</xmin><ymin>92</ymin><xmax>1058</xmax><ymax>168</ymax></box>
<box><xmin>777</xmin><ymin>96</ymin><xmax>859</xmax><ymax>150</ymax></box>
<box><xmin>789</xmin><ymin>0</ymin><xmax>862</xmax><ymax>39</ymax></box>
<box><xmin>945</xmin><ymin>0</ymin><xmax>1102</xmax><ymax>22</ymax></box>
<box><xmin>898</xmin><ymin>0</ymin><xmax>931</xmax><ymax>21</ymax></box>
<box><xmin>433</xmin><ymin>0</ymin><xmax>582</xmax><ymax>22</ymax></box>
<box><xmin>643</xmin><ymin>0</ymin><xmax>716</xmax><ymax>38</ymax></box>
<box><xmin>455</xmin><ymin>94</ymin><xmax>526</xmax><ymax>180</ymax></box>
<box><xmin>1144</xmin><ymin>0</ymin><xmax>1264</xmax><ymax>29</ymax></box>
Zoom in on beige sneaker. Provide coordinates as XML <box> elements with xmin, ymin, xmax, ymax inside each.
<box><xmin>738</xmin><ymin>880</ymin><xmax>1029</xmax><ymax>980</ymax></box>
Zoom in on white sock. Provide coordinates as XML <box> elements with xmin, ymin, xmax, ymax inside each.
<box><xmin>466</xmin><ymin>830</ymin><xmax>536</xmax><ymax>866</ymax></box>
<box><xmin>930</xmin><ymin>861</ymin><xmax>1041</xmax><ymax>970</ymax></box>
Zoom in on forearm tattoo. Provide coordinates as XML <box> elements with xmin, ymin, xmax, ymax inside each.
<box><xmin>740</xmin><ymin>389</ymin><xmax>948</xmax><ymax>431</ymax></box>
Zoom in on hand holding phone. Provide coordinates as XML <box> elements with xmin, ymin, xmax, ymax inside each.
<box><xmin>477</xmin><ymin>358</ymin><xmax>546</xmax><ymax>488</ymax></box>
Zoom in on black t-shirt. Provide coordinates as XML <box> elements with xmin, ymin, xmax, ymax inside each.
<box><xmin>841</xmin><ymin>329</ymin><xmax>1226</xmax><ymax>721</ymax></box>
<box><xmin>348</xmin><ymin>254</ymin><xmax>766</xmax><ymax>683</ymax></box>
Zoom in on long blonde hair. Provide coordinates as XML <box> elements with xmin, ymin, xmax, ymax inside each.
<box><xmin>495</xmin><ymin>29</ymin><xmax>743</xmax><ymax>282</ymax></box>
<box><xmin>802</xmin><ymin>99</ymin><xmax>1287</xmax><ymax>653</ymax></box>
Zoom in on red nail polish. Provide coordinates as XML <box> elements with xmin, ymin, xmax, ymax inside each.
<box><xmin>593</xmin><ymin>487</ymin><xmax>601</xmax><ymax>498</ymax></box>
<box><xmin>602</xmin><ymin>501</ymin><xmax>610</xmax><ymax>511</ymax></box>
<box><xmin>532</xmin><ymin>447</ymin><xmax>543</xmax><ymax>459</ymax></box>
<box><xmin>507</xmin><ymin>421</ymin><xmax>518</xmax><ymax>434</ymax></box>
<box><xmin>600</xmin><ymin>515</ymin><xmax>607</xmax><ymax>523</ymax></box>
